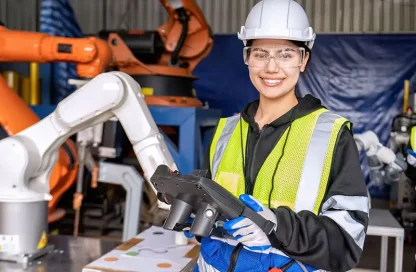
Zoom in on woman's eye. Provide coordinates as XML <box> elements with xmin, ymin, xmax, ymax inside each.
<box><xmin>279</xmin><ymin>53</ymin><xmax>293</xmax><ymax>59</ymax></box>
<box><xmin>254</xmin><ymin>53</ymin><xmax>267</xmax><ymax>58</ymax></box>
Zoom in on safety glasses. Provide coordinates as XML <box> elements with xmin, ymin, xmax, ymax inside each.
<box><xmin>243</xmin><ymin>45</ymin><xmax>305</xmax><ymax>69</ymax></box>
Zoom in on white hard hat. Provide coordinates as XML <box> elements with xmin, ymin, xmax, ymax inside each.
<box><xmin>238</xmin><ymin>0</ymin><xmax>316</xmax><ymax>50</ymax></box>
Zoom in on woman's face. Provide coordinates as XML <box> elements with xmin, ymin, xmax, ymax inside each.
<box><xmin>246</xmin><ymin>39</ymin><xmax>309</xmax><ymax>100</ymax></box>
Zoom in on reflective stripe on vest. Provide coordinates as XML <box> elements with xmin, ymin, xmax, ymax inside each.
<box><xmin>209</xmin><ymin>108</ymin><xmax>350</xmax><ymax>214</ymax></box>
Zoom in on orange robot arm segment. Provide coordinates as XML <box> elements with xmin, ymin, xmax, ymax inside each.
<box><xmin>0</xmin><ymin>26</ymin><xmax>112</xmax><ymax>78</ymax></box>
<box><xmin>0</xmin><ymin>25</ymin><xmax>96</xmax><ymax>63</ymax></box>
<box><xmin>0</xmin><ymin>75</ymin><xmax>40</xmax><ymax>134</ymax></box>
<box><xmin>76</xmin><ymin>37</ymin><xmax>113</xmax><ymax>78</ymax></box>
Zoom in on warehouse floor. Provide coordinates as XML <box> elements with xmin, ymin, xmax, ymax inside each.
<box><xmin>356</xmin><ymin>235</ymin><xmax>415</xmax><ymax>271</ymax></box>
<box><xmin>353</xmin><ymin>199</ymin><xmax>416</xmax><ymax>272</ymax></box>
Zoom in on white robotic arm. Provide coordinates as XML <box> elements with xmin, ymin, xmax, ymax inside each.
<box><xmin>354</xmin><ymin>131</ymin><xmax>407</xmax><ymax>187</ymax></box>
<box><xmin>0</xmin><ymin>71</ymin><xmax>177</xmax><ymax>208</ymax></box>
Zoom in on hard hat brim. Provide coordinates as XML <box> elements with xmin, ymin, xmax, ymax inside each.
<box><xmin>238</xmin><ymin>26</ymin><xmax>316</xmax><ymax>49</ymax></box>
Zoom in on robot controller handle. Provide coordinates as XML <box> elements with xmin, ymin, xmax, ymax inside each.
<box><xmin>241</xmin><ymin>205</ymin><xmax>276</xmax><ymax>235</ymax></box>
<box><xmin>150</xmin><ymin>165</ymin><xmax>277</xmax><ymax>238</ymax></box>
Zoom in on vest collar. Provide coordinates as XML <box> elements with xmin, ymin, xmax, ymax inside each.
<box><xmin>240</xmin><ymin>94</ymin><xmax>326</xmax><ymax>129</ymax></box>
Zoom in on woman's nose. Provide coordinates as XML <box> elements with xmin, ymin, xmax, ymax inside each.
<box><xmin>265</xmin><ymin>57</ymin><xmax>280</xmax><ymax>72</ymax></box>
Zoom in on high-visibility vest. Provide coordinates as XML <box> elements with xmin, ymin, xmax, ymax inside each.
<box><xmin>410</xmin><ymin>126</ymin><xmax>416</xmax><ymax>150</ymax></box>
<box><xmin>209</xmin><ymin>108</ymin><xmax>350</xmax><ymax>214</ymax></box>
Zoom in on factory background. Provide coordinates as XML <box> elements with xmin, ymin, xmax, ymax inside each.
<box><xmin>2</xmin><ymin>0</ymin><xmax>416</xmax><ymax>33</ymax></box>
<box><xmin>0</xmin><ymin>0</ymin><xmax>415</xmax><ymax>271</ymax></box>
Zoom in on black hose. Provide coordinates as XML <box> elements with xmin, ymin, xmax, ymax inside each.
<box><xmin>281</xmin><ymin>259</ymin><xmax>296</xmax><ymax>271</ymax></box>
<box><xmin>170</xmin><ymin>7</ymin><xmax>189</xmax><ymax>66</ymax></box>
<box><xmin>227</xmin><ymin>243</ymin><xmax>243</xmax><ymax>272</ymax></box>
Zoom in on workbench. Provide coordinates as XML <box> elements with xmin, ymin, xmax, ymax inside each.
<box><xmin>82</xmin><ymin>225</ymin><xmax>199</xmax><ymax>272</ymax></box>
<box><xmin>0</xmin><ymin>235</ymin><xmax>121</xmax><ymax>272</ymax></box>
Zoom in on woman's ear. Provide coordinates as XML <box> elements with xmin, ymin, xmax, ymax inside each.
<box><xmin>300</xmin><ymin>52</ymin><xmax>310</xmax><ymax>72</ymax></box>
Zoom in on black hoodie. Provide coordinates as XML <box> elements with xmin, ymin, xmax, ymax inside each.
<box><xmin>201</xmin><ymin>94</ymin><xmax>369</xmax><ymax>272</ymax></box>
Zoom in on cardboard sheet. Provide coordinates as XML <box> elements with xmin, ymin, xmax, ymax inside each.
<box><xmin>83</xmin><ymin>226</ymin><xmax>199</xmax><ymax>272</ymax></box>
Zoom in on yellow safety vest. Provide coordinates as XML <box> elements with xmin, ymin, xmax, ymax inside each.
<box><xmin>411</xmin><ymin>126</ymin><xmax>416</xmax><ymax>150</ymax></box>
<box><xmin>209</xmin><ymin>108</ymin><xmax>350</xmax><ymax>215</ymax></box>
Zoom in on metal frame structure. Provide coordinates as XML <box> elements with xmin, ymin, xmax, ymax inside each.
<box><xmin>97</xmin><ymin>161</ymin><xmax>143</xmax><ymax>241</ymax></box>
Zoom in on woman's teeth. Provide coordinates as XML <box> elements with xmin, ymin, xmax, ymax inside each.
<box><xmin>262</xmin><ymin>78</ymin><xmax>283</xmax><ymax>86</ymax></box>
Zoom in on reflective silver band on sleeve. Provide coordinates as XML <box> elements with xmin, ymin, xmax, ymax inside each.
<box><xmin>321</xmin><ymin>195</ymin><xmax>370</xmax><ymax>214</ymax></box>
<box><xmin>320</xmin><ymin>194</ymin><xmax>369</xmax><ymax>249</ymax></box>
<box><xmin>321</xmin><ymin>210</ymin><xmax>367</xmax><ymax>249</ymax></box>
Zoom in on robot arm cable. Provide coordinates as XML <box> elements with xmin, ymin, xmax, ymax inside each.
<box><xmin>169</xmin><ymin>4</ymin><xmax>189</xmax><ymax>66</ymax></box>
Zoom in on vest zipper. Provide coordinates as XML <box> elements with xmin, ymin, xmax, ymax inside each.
<box><xmin>246</xmin><ymin>125</ymin><xmax>267</xmax><ymax>194</ymax></box>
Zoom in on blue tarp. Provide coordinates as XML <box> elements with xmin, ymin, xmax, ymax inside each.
<box><xmin>193</xmin><ymin>34</ymin><xmax>416</xmax><ymax>199</ymax></box>
<box><xmin>39</xmin><ymin>0</ymin><xmax>84</xmax><ymax>104</ymax></box>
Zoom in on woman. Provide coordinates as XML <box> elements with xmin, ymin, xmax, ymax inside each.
<box><xmin>192</xmin><ymin>0</ymin><xmax>370</xmax><ymax>271</ymax></box>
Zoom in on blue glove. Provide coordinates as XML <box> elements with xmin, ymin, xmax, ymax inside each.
<box><xmin>183</xmin><ymin>217</ymin><xmax>195</xmax><ymax>238</ymax></box>
<box><xmin>223</xmin><ymin>194</ymin><xmax>277</xmax><ymax>251</ymax></box>
<box><xmin>407</xmin><ymin>148</ymin><xmax>416</xmax><ymax>167</ymax></box>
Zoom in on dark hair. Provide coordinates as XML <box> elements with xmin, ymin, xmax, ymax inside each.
<box><xmin>246</xmin><ymin>39</ymin><xmax>312</xmax><ymax>71</ymax></box>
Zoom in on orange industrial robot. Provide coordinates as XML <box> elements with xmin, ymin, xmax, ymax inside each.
<box><xmin>100</xmin><ymin>0</ymin><xmax>213</xmax><ymax>107</ymax></box>
<box><xmin>0</xmin><ymin>24</ymin><xmax>112</xmax><ymax>223</ymax></box>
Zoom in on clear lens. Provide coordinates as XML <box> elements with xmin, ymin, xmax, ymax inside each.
<box><xmin>243</xmin><ymin>46</ymin><xmax>305</xmax><ymax>69</ymax></box>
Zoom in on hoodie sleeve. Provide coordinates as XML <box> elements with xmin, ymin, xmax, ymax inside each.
<box><xmin>270</xmin><ymin>127</ymin><xmax>370</xmax><ymax>272</ymax></box>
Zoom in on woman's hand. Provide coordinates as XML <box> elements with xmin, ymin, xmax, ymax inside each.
<box><xmin>223</xmin><ymin>194</ymin><xmax>277</xmax><ymax>251</ymax></box>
